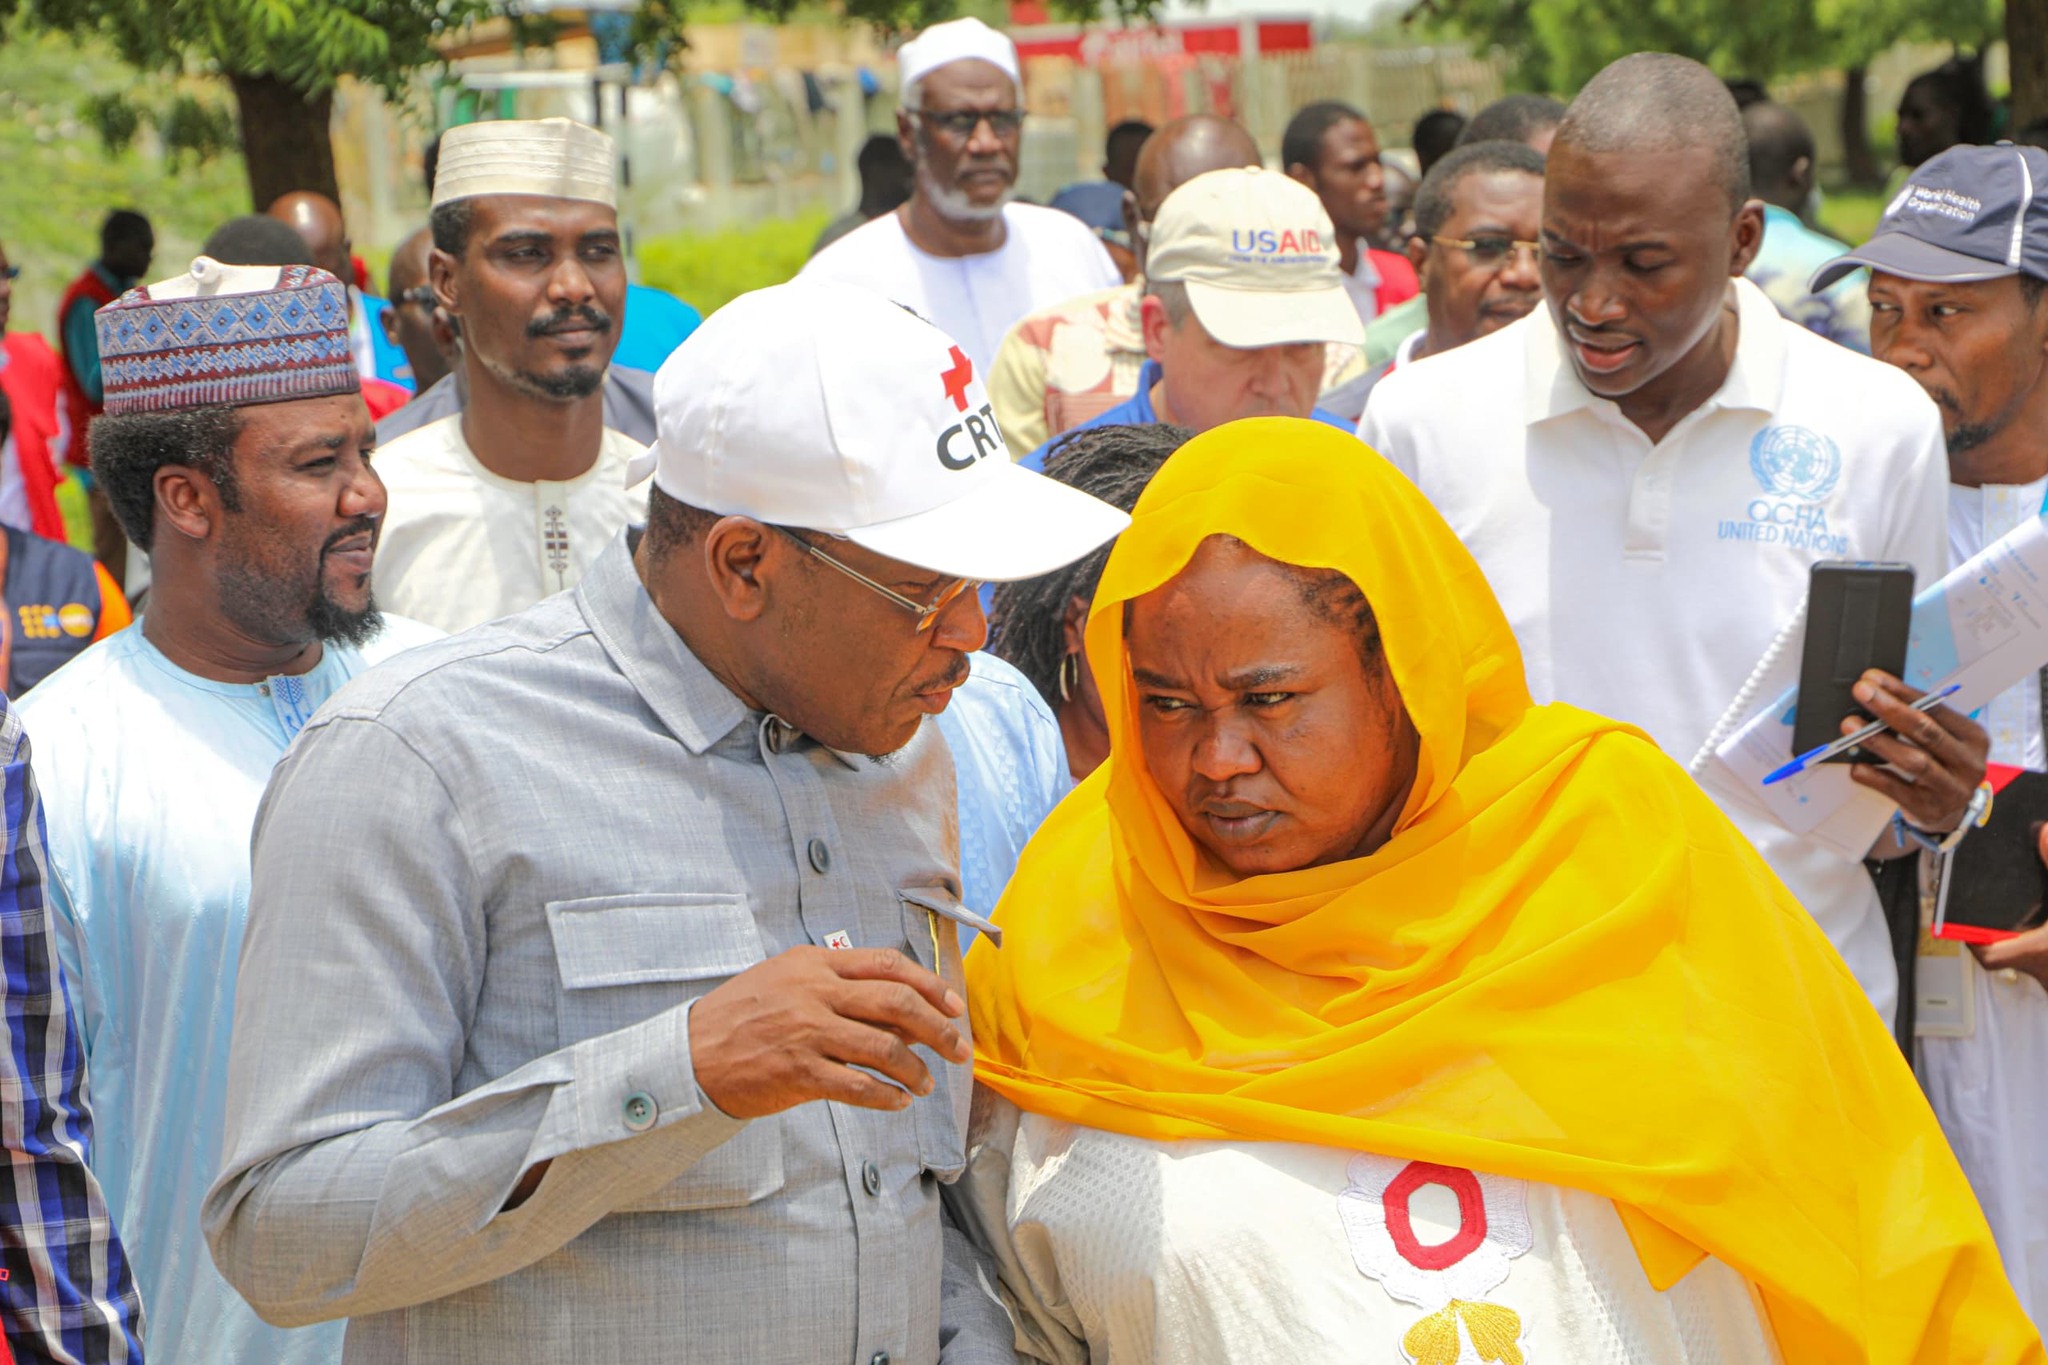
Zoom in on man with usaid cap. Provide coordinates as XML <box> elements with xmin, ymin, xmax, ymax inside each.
<box><xmin>20</xmin><ymin>256</ymin><xmax>441</xmax><ymax>1365</ymax></box>
<box><xmin>371</xmin><ymin>116</ymin><xmax>651</xmax><ymax>634</ymax></box>
<box><xmin>1817</xmin><ymin>141</ymin><xmax>2048</xmax><ymax>1322</ymax></box>
<box><xmin>1021</xmin><ymin>166</ymin><xmax>1364</xmax><ymax>471</ymax></box>
<box><xmin>802</xmin><ymin>17</ymin><xmax>1121</xmax><ymax>372</ymax></box>
<box><xmin>205</xmin><ymin>280</ymin><xmax>1127</xmax><ymax>1364</ymax></box>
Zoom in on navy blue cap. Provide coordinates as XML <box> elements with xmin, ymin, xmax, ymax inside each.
<box><xmin>1049</xmin><ymin>180</ymin><xmax>1130</xmax><ymax>247</ymax></box>
<box><xmin>1811</xmin><ymin>143</ymin><xmax>2048</xmax><ymax>292</ymax></box>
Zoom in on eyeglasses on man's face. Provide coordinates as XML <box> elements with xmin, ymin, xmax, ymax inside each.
<box><xmin>1431</xmin><ymin>235</ymin><xmax>1541</xmax><ymax>269</ymax></box>
<box><xmin>774</xmin><ymin>526</ymin><xmax>979</xmax><ymax>633</ymax></box>
<box><xmin>394</xmin><ymin>285</ymin><xmax>437</xmax><ymax>309</ymax></box>
<box><xmin>914</xmin><ymin>108</ymin><xmax>1025</xmax><ymax>140</ymax></box>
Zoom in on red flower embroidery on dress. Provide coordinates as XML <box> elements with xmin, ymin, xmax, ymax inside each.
<box><xmin>1384</xmin><ymin>1162</ymin><xmax>1489</xmax><ymax>1271</ymax></box>
<box><xmin>1338</xmin><ymin>1155</ymin><xmax>1534</xmax><ymax>1365</ymax></box>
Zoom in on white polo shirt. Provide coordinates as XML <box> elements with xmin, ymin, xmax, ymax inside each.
<box><xmin>1361</xmin><ymin>277</ymin><xmax>1948</xmax><ymax>1026</ymax></box>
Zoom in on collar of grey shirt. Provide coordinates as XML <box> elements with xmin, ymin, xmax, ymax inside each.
<box><xmin>576</xmin><ymin>532</ymin><xmax>864</xmax><ymax>770</ymax></box>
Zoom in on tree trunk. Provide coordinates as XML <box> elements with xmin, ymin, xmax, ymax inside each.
<box><xmin>1839</xmin><ymin>65</ymin><xmax>1882</xmax><ymax>189</ymax></box>
<box><xmin>2013</xmin><ymin>0</ymin><xmax>2048</xmax><ymax>133</ymax></box>
<box><xmin>228</xmin><ymin>73</ymin><xmax>339</xmax><ymax>211</ymax></box>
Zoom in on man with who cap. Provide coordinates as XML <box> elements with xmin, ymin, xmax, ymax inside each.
<box><xmin>1020</xmin><ymin>166</ymin><xmax>1364</xmax><ymax>471</ymax></box>
<box><xmin>1364</xmin><ymin>54</ymin><xmax>1982</xmax><ymax>1033</ymax></box>
<box><xmin>1820</xmin><ymin>141</ymin><xmax>2048</xmax><ymax>1324</ymax></box>
<box><xmin>17</xmin><ymin>256</ymin><xmax>440</xmax><ymax>1365</ymax></box>
<box><xmin>204</xmin><ymin>281</ymin><xmax>1128</xmax><ymax>1364</ymax></box>
<box><xmin>801</xmin><ymin>17</ymin><xmax>1121</xmax><ymax>372</ymax></box>
<box><xmin>370</xmin><ymin>116</ymin><xmax>651</xmax><ymax>634</ymax></box>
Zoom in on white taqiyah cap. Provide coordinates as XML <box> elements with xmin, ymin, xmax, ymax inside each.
<box><xmin>431</xmin><ymin>117</ymin><xmax>617</xmax><ymax>209</ymax></box>
<box><xmin>898</xmin><ymin>17</ymin><xmax>1021</xmax><ymax>94</ymax></box>
<box><xmin>627</xmin><ymin>281</ymin><xmax>1129</xmax><ymax>582</ymax></box>
<box><xmin>1145</xmin><ymin>166</ymin><xmax>1363</xmax><ymax>349</ymax></box>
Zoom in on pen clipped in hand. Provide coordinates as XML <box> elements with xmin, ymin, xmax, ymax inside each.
<box><xmin>1764</xmin><ymin>682</ymin><xmax>1962</xmax><ymax>786</ymax></box>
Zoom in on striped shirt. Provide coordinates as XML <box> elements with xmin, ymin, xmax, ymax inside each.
<box><xmin>0</xmin><ymin>700</ymin><xmax>143</xmax><ymax>1363</ymax></box>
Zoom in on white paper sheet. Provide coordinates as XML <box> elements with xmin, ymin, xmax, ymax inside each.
<box><xmin>1700</xmin><ymin>514</ymin><xmax>2048</xmax><ymax>858</ymax></box>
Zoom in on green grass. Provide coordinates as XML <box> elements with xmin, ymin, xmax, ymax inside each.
<box><xmin>1816</xmin><ymin>188</ymin><xmax>1889</xmax><ymax>248</ymax></box>
<box><xmin>54</xmin><ymin>479</ymin><xmax>90</xmax><ymax>552</ymax></box>
<box><xmin>638</xmin><ymin>209</ymin><xmax>834</xmax><ymax>317</ymax></box>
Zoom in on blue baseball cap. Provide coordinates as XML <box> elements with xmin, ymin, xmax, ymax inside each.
<box><xmin>1811</xmin><ymin>143</ymin><xmax>2048</xmax><ymax>292</ymax></box>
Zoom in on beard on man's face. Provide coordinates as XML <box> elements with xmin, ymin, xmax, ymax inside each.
<box><xmin>216</xmin><ymin>517</ymin><xmax>386</xmax><ymax>652</ymax></box>
<box><xmin>306</xmin><ymin>585</ymin><xmax>384</xmax><ymax>648</ymax></box>
<box><xmin>1926</xmin><ymin>383</ymin><xmax>2002</xmax><ymax>458</ymax></box>
<box><xmin>1946</xmin><ymin>420</ymin><xmax>1999</xmax><ymax>456</ymax></box>
<box><xmin>498</xmin><ymin>303</ymin><xmax>613</xmax><ymax>401</ymax></box>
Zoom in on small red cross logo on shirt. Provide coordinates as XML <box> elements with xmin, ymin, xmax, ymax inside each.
<box><xmin>941</xmin><ymin>346</ymin><xmax>974</xmax><ymax>412</ymax></box>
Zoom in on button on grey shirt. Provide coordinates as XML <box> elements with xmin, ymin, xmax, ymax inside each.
<box><xmin>204</xmin><ymin>534</ymin><xmax>1011</xmax><ymax>1365</ymax></box>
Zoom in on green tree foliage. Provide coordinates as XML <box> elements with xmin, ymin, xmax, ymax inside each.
<box><xmin>0</xmin><ymin>0</ymin><xmax>493</xmax><ymax>101</ymax></box>
<box><xmin>1420</xmin><ymin>0</ymin><xmax>2001</xmax><ymax>92</ymax></box>
<box><xmin>1</xmin><ymin>0</ymin><xmax>1153</xmax><ymax>205</ymax></box>
<box><xmin>1</xmin><ymin>0</ymin><xmax>1148</xmax><ymax>103</ymax></box>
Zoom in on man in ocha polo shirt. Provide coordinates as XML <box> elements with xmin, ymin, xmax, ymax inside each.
<box><xmin>1361</xmin><ymin>52</ymin><xmax>1987</xmax><ymax>1033</ymax></box>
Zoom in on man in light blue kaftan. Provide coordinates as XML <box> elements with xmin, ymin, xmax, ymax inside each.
<box><xmin>18</xmin><ymin>256</ymin><xmax>437</xmax><ymax>1365</ymax></box>
<box><xmin>939</xmin><ymin>650</ymin><xmax>1070</xmax><ymax>923</ymax></box>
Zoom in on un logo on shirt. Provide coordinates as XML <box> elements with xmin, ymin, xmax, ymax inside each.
<box><xmin>1749</xmin><ymin>425</ymin><xmax>1842</xmax><ymax>502</ymax></box>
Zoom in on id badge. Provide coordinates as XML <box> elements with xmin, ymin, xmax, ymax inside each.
<box><xmin>1917</xmin><ymin>851</ymin><xmax>1977</xmax><ymax>1038</ymax></box>
<box><xmin>1917</xmin><ymin>929</ymin><xmax>1977</xmax><ymax>1038</ymax></box>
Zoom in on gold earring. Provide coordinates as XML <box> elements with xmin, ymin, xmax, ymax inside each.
<box><xmin>1058</xmin><ymin>653</ymin><xmax>1080</xmax><ymax>703</ymax></box>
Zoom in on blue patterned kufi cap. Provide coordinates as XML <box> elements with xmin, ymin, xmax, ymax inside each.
<box><xmin>94</xmin><ymin>257</ymin><xmax>359</xmax><ymax>416</ymax></box>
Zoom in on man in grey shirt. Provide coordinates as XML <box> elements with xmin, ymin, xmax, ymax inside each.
<box><xmin>204</xmin><ymin>279</ymin><xmax>1129</xmax><ymax>1364</ymax></box>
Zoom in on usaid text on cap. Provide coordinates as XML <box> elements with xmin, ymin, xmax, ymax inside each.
<box><xmin>935</xmin><ymin>345</ymin><xmax>1008</xmax><ymax>471</ymax></box>
<box><xmin>1230</xmin><ymin>228</ymin><xmax>1327</xmax><ymax>259</ymax></box>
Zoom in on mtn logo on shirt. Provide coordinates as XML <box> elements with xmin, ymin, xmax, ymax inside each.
<box><xmin>1230</xmin><ymin>228</ymin><xmax>1329</xmax><ymax>264</ymax></box>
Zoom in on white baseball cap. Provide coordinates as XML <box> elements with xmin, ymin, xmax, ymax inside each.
<box><xmin>629</xmin><ymin>281</ymin><xmax>1129</xmax><ymax>582</ymax></box>
<box><xmin>1145</xmin><ymin>166</ymin><xmax>1363</xmax><ymax>349</ymax></box>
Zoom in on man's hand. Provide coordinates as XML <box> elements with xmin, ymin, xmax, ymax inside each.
<box><xmin>1972</xmin><ymin>822</ymin><xmax>2048</xmax><ymax>991</ymax></box>
<box><xmin>691</xmin><ymin>946</ymin><xmax>971</xmax><ymax>1120</ymax></box>
<box><xmin>1973</xmin><ymin>924</ymin><xmax>2048</xmax><ymax>992</ymax></box>
<box><xmin>1846</xmin><ymin>670</ymin><xmax>1988</xmax><ymax>832</ymax></box>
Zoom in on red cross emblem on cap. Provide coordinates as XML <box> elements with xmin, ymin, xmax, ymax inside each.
<box><xmin>941</xmin><ymin>346</ymin><xmax>974</xmax><ymax>413</ymax></box>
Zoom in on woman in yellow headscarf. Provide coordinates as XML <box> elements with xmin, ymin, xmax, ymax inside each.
<box><xmin>958</xmin><ymin>417</ymin><xmax>2042</xmax><ymax>1364</ymax></box>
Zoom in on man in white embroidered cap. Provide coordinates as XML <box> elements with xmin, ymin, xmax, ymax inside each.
<box><xmin>371</xmin><ymin>116</ymin><xmax>652</xmax><ymax>634</ymax></box>
<box><xmin>801</xmin><ymin>17</ymin><xmax>1121</xmax><ymax>372</ymax></box>
<box><xmin>205</xmin><ymin>280</ymin><xmax>1127</xmax><ymax>1365</ymax></box>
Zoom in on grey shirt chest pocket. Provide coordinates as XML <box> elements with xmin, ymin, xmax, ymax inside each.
<box><xmin>546</xmin><ymin>891</ymin><xmax>784</xmax><ymax>1211</ymax></box>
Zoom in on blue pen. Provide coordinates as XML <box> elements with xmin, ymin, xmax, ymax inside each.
<box><xmin>1762</xmin><ymin>682</ymin><xmax>1964</xmax><ymax>786</ymax></box>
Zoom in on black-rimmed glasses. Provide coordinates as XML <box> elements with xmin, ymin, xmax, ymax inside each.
<box><xmin>913</xmin><ymin>109</ymin><xmax>1025</xmax><ymax>139</ymax></box>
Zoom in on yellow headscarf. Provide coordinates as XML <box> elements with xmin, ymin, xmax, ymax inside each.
<box><xmin>970</xmin><ymin>417</ymin><xmax>2041</xmax><ymax>1362</ymax></box>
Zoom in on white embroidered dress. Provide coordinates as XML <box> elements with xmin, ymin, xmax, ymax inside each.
<box><xmin>958</xmin><ymin>1097</ymin><xmax>1780</xmax><ymax>1364</ymax></box>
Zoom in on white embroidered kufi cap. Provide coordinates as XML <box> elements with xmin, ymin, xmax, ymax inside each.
<box><xmin>898</xmin><ymin>17</ymin><xmax>1021</xmax><ymax>92</ymax></box>
<box><xmin>430</xmin><ymin>117</ymin><xmax>618</xmax><ymax>209</ymax></box>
